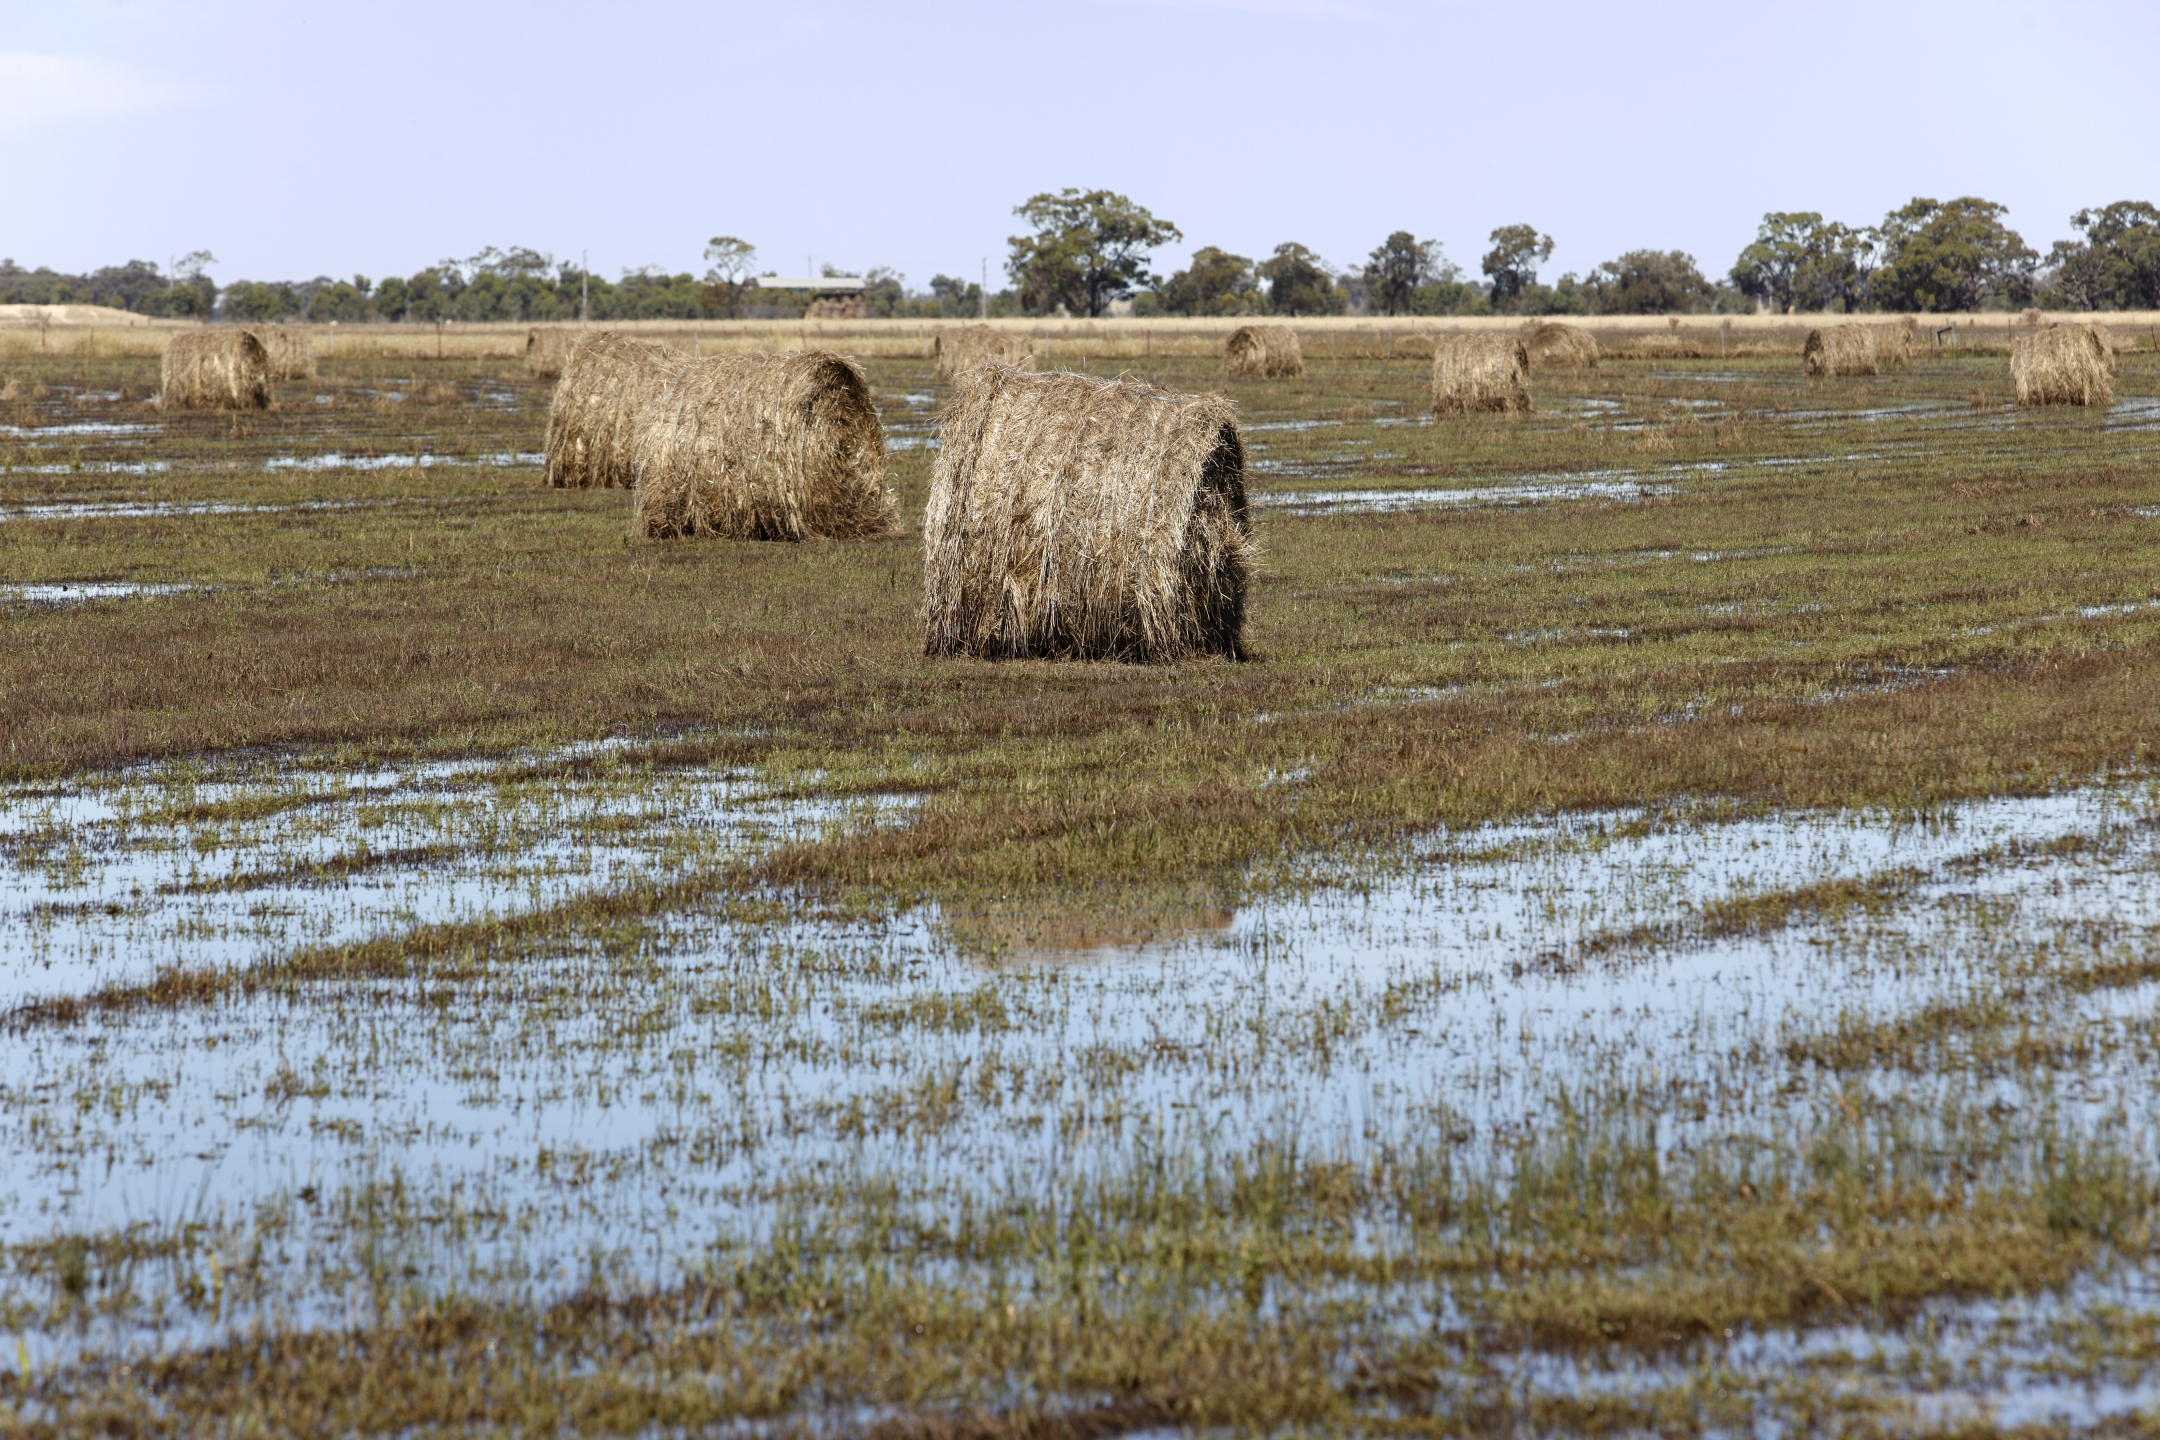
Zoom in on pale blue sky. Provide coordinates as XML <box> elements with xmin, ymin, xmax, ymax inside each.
<box><xmin>3</xmin><ymin>0</ymin><xmax>2153</xmax><ymax>292</ymax></box>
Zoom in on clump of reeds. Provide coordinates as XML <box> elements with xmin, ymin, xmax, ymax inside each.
<box><xmin>161</xmin><ymin>331</ymin><xmax>272</xmax><ymax>410</ymax></box>
<box><xmin>933</xmin><ymin>326</ymin><xmax>1034</xmax><ymax>383</ymax></box>
<box><xmin>1224</xmin><ymin>325</ymin><xmax>1303</xmax><ymax>379</ymax></box>
<box><xmin>1523</xmin><ymin>320</ymin><xmax>1600</xmax><ymax>369</ymax></box>
<box><xmin>1802</xmin><ymin>324</ymin><xmax>1877</xmax><ymax>377</ymax></box>
<box><xmin>1431</xmin><ymin>333</ymin><xmax>1531</xmax><ymax>415</ymax></box>
<box><xmin>543</xmin><ymin>333</ymin><xmax>687</xmax><ymax>488</ymax></box>
<box><xmin>525</xmin><ymin>326</ymin><xmax>573</xmax><ymax>380</ymax></box>
<box><xmin>923</xmin><ymin>366</ymin><xmax>1253</xmax><ymax>662</ymax></box>
<box><xmin>2012</xmin><ymin>326</ymin><xmax>2113</xmax><ymax>407</ymax></box>
<box><xmin>629</xmin><ymin>350</ymin><xmax>895</xmax><ymax>542</ymax></box>
<box><xmin>245</xmin><ymin>326</ymin><xmax>316</xmax><ymax>382</ymax></box>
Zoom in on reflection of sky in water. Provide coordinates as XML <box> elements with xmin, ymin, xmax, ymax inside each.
<box><xmin>4</xmin><ymin>765</ymin><xmax>2156</xmax><ymax>1367</ymax></box>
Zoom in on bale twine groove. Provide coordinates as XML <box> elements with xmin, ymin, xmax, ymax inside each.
<box><xmin>923</xmin><ymin>367</ymin><xmax>1254</xmax><ymax>663</ymax></box>
<box><xmin>161</xmin><ymin>331</ymin><xmax>272</xmax><ymax>410</ymax></box>
<box><xmin>630</xmin><ymin>350</ymin><xmax>895</xmax><ymax>542</ymax></box>
<box><xmin>1431</xmin><ymin>333</ymin><xmax>1531</xmax><ymax>415</ymax></box>
<box><xmin>543</xmin><ymin>333</ymin><xmax>687</xmax><ymax>488</ymax></box>
<box><xmin>1224</xmin><ymin>325</ymin><xmax>1304</xmax><ymax>379</ymax></box>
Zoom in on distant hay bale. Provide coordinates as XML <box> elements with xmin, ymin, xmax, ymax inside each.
<box><xmin>161</xmin><ymin>331</ymin><xmax>271</xmax><ymax>410</ymax></box>
<box><xmin>933</xmin><ymin>326</ymin><xmax>1034</xmax><ymax>382</ymax></box>
<box><xmin>1802</xmin><ymin>324</ymin><xmax>1877</xmax><ymax>377</ymax></box>
<box><xmin>543</xmin><ymin>333</ymin><xmax>687</xmax><ymax>488</ymax></box>
<box><xmin>2012</xmin><ymin>326</ymin><xmax>2113</xmax><ymax>407</ymax></box>
<box><xmin>1224</xmin><ymin>324</ymin><xmax>1304</xmax><ymax>379</ymax></box>
<box><xmin>1431</xmin><ymin>333</ymin><xmax>1531</xmax><ymax>415</ymax></box>
<box><xmin>524</xmin><ymin>326</ymin><xmax>574</xmax><ymax>380</ymax></box>
<box><xmin>1870</xmin><ymin>321</ymin><xmax>1914</xmax><ymax>369</ymax></box>
<box><xmin>924</xmin><ymin>367</ymin><xmax>1253</xmax><ymax>663</ymax></box>
<box><xmin>1523</xmin><ymin>320</ymin><xmax>1600</xmax><ymax>369</ymax></box>
<box><xmin>629</xmin><ymin>350</ymin><xmax>895</xmax><ymax>542</ymax></box>
<box><xmin>244</xmin><ymin>326</ymin><xmax>315</xmax><ymax>382</ymax></box>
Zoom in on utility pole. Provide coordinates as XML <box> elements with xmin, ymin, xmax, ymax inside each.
<box><xmin>980</xmin><ymin>257</ymin><xmax>987</xmax><ymax>320</ymax></box>
<box><xmin>580</xmin><ymin>248</ymin><xmax>589</xmax><ymax>324</ymax></box>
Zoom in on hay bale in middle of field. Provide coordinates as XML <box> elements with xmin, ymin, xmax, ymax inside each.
<box><xmin>525</xmin><ymin>326</ymin><xmax>574</xmax><ymax>380</ymax></box>
<box><xmin>1803</xmin><ymin>324</ymin><xmax>1877</xmax><ymax>377</ymax></box>
<box><xmin>1871</xmin><ymin>321</ymin><xmax>1915</xmax><ymax>369</ymax></box>
<box><xmin>1224</xmin><ymin>325</ymin><xmax>1304</xmax><ymax>379</ymax></box>
<box><xmin>923</xmin><ymin>366</ymin><xmax>1253</xmax><ymax>663</ymax></box>
<box><xmin>244</xmin><ymin>326</ymin><xmax>316</xmax><ymax>382</ymax></box>
<box><xmin>934</xmin><ymin>326</ymin><xmax>1034</xmax><ymax>382</ymax></box>
<box><xmin>629</xmin><ymin>350</ymin><xmax>896</xmax><ymax>542</ymax></box>
<box><xmin>1431</xmin><ymin>333</ymin><xmax>1531</xmax><ymax>415</ymax></box>
<box><xmin>2075</xmin><ymin>321</ymin><xmax>2122</xmax><ymax>376</ymax></box>
<box><xmin>543</xmin><ymin>333</ymin><xmax>688</xmax><ymax>488</ymax></box>
<box><xmin>1524</xmin><ymin>320</ymin><xmax>1601</xmax><ymax>369</ymax></box>
<box><xmin>161</xmin><ymin>330</ymin><xmax>272</xmax><ymax>410</ymax></box>
<box><xmin>2011</xmin><ymin>325</ymin><xmax>2113</xmax><ymax>407</ymax></box>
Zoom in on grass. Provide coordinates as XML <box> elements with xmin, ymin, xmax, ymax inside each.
<box><xmin>1</xmin><ymin>336</ymin><xmax>2158</xmax><ymax>1434</ymax></box>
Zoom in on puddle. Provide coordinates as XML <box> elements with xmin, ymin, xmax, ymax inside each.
<box><xmin>1262</xmin><ymin>478</ymin><xmax>1673</xmax><ymax>514</ymax></box>
<box><xmin>0</xmin><ymin>421</ymin><xmax>158</xmax><ymax>438</ymax></box>
<box><xmin>0</xmin><ymin>581</ymin><xmax>204</xmax><ymax>609</ymax></box>
<box><xmin>0</xmin><ymin>497</ymin><xmax>459</xmax><ymax>523</ymax></box>
<box><xmin>262</xmin><ymin>450</ymin><xmax>545</xmax><ymax>472</ymax></box>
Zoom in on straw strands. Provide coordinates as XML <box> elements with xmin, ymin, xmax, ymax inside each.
<box><xmin>161</xmin><ymin>331</ymin><xmax>272</xmax><ymax>410</ymax></box>
<box><xmin>1523</xmin><ymin>321</ymin><xmax>1600</xmax><ymax>369</ymax></box>
<box><xmin>2011</xmin><ymin>326</ymin><xmax>2114</xmax><ymax>407</ymax></box>
<box><xmin>1431</xmin><ymin>333</ymin><xmax>1531</xmax><ymax>415</ymax></box>
<box><xmin>1224</xmin><ymin>325</ymin><xmax>1304</xmax><ymax>379</ymax></box>
<box><xmin>923</xmin><ymin>367</ymin><xmax>1254</xmax><ymax>663</ymax></box>
<box><xmin>2080</xmin><ymin>321</ymin><xmax>2122</xmax><ymax>375</ymax></box>
<box><xmin>629</xmin><ymin>350</ymin><xmax>895</xmax><ymax>542</ymax></box>
<box><xmin>934</xmin><ymin>326</ymin><xmax>1034</xmax><ymax>382</ymax></box>
<box><xmin>543</xmin><ymin>334</ymin><xmax>687</xmax><ymax>488</ymax></box>
<box><xmin>525</xmin><ymin>327</ymin><xmax>574</xmax><ymax>380</ymax></box>
<box><xmin>1803</xmin><ymin>324</ymin><xmax>1877</xmax><ymax>377</ymax></box>
<box><xmin>245</xmin><ymin>326</ymin><xmax>316</xmax><ymax>382</ymax></box>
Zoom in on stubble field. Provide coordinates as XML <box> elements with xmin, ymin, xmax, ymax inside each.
<box><xmin>2</xmin><ymin>323</ymin><xmax>2159</xmax><ymax>1436</ymax></box>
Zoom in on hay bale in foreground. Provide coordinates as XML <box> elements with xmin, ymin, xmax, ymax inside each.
<box><xmin>1431</xmin><ymin>333</ymin><xmax>1531</xmax><ymax>415</ymax></box>
<box><xmin>244</xmin><ymin>326</ymin><xmax>316</xmax><ymax>382</ymax></box>
<box><xmin>161</xmin><ymin>331</ymin><xmax>271</xmax><ymax>410</ymax></box>
<box><xmin>933</xmin><ymin>326</ymin><xmax>1034</xmax><ymax>382</ymax></box>
<box><xmin>2012</xmin><ymin>326</ymin><xmax>2113</xmax><ymax>407</ymax></box>
<box><xmin>630</xmin><ymin>350</ymin><xmax>895</xmax><ymax>542</ymax></box>
<box><xmin>1524</xmin><ymin>320</ymin><xmax>1600</xmax><ymax>369</ymax></box>
<box><xmin>1802</xmin><ymin>324</ymin><xmax>1877</xmax><ymax>377</ymax></box>
<box><xmin>1224</xmin><ymin>324</ymin><xmax>1304</xmax><ymax>379</ymax></box>
<box><xmin>924</xmin><ymin>367</ymin><xmax>1253</xmax><ymax>663</ymax></box>
<box><xmin>543</xmin><ymin>333</ymin><xmax>687</xmax><ymax>488</ymax></box>
<box><xmin>525</xmin><ymin>326</ymin><xmax>574</xmax><ymax>380</ymax></box>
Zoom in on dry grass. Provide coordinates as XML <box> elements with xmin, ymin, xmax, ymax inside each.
<box><xmin>542</xmin><ymin>332</ymin><xmax>687</xmax><ymax>488</ymax></box>
<box><xmin>524</xmin><ymin>326</ymin><xmax>574</xmax><ymax>380</ymax></box>
<box><xmin>1223</xmin><ymin>324</ymin><xmax>1304</xmax><ymax>379</ymax></box>
<box><xmin>629</xmin><ymin>350</ymin><xmax>896</xmax><ymax>542</ymax></box>
<box><xmin>160</xmin><ymin>331</ymin><xmax>271</xmax><ymax>410</ymax></box>
<box><xmin>1523</xmin><ymin>320</ymin><xmax>1600</xmax><ymax>369</ymax></box>
<box><xmin>933</xmin><ymin>326</ymin><xmax>1035</xmax><ymax>382</ymax></box>
<box><xmin>922</xmin><ymin>366</ymin><xmax>1253</xmax><ymax>662</ymax></box>
<box><xmin>2012</xmin><ymin>325</ymin><xmax>2114</xmax><ymax>406</ymax></box>
<box><xmin>245</xmin><ymin>326</ymin><xmax>316</xmax><ymax>382</ymax></box>
<box><xmin>1802</xmin><ymin>324</ymin><xmax>1876</xmax><ymax>378</ymax></box>
<box><xmin>1431</xmin><ymin>332</ymin><xmax>1531</xmax><ymax>414</ymax></box>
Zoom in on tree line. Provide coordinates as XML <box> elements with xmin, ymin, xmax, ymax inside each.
<box><xmin>4</xmin><ymin>194</ymin><xmax>2154</xmax><ymax>324</ymax></box>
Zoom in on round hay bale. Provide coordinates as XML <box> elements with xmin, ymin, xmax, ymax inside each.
<box><xmin>2012</xmin><ymin>326</ymin><xmax>2113</xmax><ymax>407</ymax></box>
<box><xmin>161</xmin><ymin>331</ymin><xmax>271</xmax><ymax>410</ymax></box>
<box><xmin>1224</xmin><ymin>324</ymin><xmax>1304</xmax><ymax>379</ymax></box>
<box><xmin>1870</xmin><ymin>321</ymin><xmax>1914</xmax><ymax>370</ymax></box>
<box><xmin>2078</xmin><ymin>321</ymin><xmax>2122</xmax><ymax>376</ymax></box>
<box><xmin>1431</xmin><ymin>333</ymin><xmax>1531</xmax><ymax>415</ymax></box>
<box><xmin>525</xmin><ymin>326</ymin><xmax>574</xmax><ymax>380</ymax></box>
<box><xmin>933</xmin><ymin>326</ymin><xmax>1034</xmax><ymax>383</ymax></box>
<box><xmin>629</xmin><ymin>350</ymin><xmax>895</xmax><ymax>543</ymax></box>
<box><xmin>1802</xmin><ymin>324</ymin><xmax>1877</xmax><ymax>378</ymax></box>
<box><xmin>924</xmin><ymin>367</ymin><xmax>1253</xmax><ymax>663</ymax></box>
<box><xmin>543</xmin><ymin>333</ymin><xmax>687</xmax><ymax>489</ymax></box>
<box><xmin>243</xmin><ymin>326</ymin><xmax>316</xmax><ymax>382</ymax></box>
<box><xmin>1393</xmin><ymin>332</ymin><xmax>1436</xmax><ymax>360</ymax></box>
<box><xmin>1523</xmin><ymin>320</ymin><xmax>1600</xmax><ymax>369</ymax></box>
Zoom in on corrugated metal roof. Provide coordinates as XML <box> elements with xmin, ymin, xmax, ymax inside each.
<box><xmin>751</xmin><ymin>276</ymin><xmax>868</xmax><ymax>292</ymax></box>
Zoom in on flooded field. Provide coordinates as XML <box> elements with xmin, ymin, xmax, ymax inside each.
<box><xmin>2</xmin><ymin>339</ymin><xmax>2158</xmax><ymax>1434</ymax></box>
